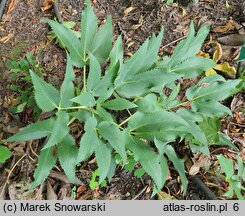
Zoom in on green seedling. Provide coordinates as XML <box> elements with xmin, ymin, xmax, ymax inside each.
<box><xmin>89</xmin><ymin>169</ymin><xmax>107</xmax><ymax>190</ymax></box>
<box><xmin>6</xmin><ymin>51</ymin><xmax>43</xmax><ymax>120</ymax></box>
<box><xmin>217</xmin><ymin>155</ymin><xmax>245</xmax><ymax>200</ymax></box>
<box><xmin>6</xmin><ymin>0</ymin><xmax>243</xmax><ymax>196</ymax></box>
<box><xmin>0</xmin><ymin>145</ymin><xmax>12</xmax><ymax>163</ymax></box>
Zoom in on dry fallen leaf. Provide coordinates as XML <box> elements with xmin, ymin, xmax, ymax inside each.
<box><xmin>77</xmin><ymin>185</ymin><xmax>87</xmax><ymax>194</ymax></box>
<box><xmin>213</xmin><ymin>62</ymin><xmax>236</xmax><ymax>75</ymax></box>
<box><xmin>189</xmin><ymin>153</ymin><xmax>211</xmax><ymax>176</ymax></box>
<box><xmin>127</xmin><ymin>41</ymin><xmax>135</xmax><ymax>48</ymax></box>
<box><xmin>157</xmin><ymin>191</ymin><xmax>176</xmax><ymax>200</ymax></box>
<box><xmin>235</xmin><ymin>112</ymin><xmax>243</xmax><ymax>124</ymax></box>
<box><xmin>196</xmin><ymin>51</ymin><xmax>210</xmax><ymax>58</ymax></box>
<box><xmin>131</xmin><ymin>15</ymin><xmax>143</xmax><ymax>30</ymax></box>
<box><xmin>6</xmin><ymin>0</ymin><xmax>18</xmax><ymax>15</ymax></box>
<box><xmin>213</xmin><ymin>43</ymin><xmax>223</xmax><ymax>62</ymax></box>
<box><xmin>213</xmin><ymin>19</ymin><xmax>234</xmax><ymax>33</ymax></box>
<box><xmin>46</xmin><ymin>180</ymin><xmax>58</xmax><ymax>200</ymax></box>
<box><xmin>0</xmin><ymin>33</ymin><xmax>14</xmax><ymax>43</ymax></box>
<box><xmin>124</xmin><ymin>6</ymin><xmax>135</xmax><ymax>16</ymax></box>
<box><xmin>41</xmin><ymin>0</ymin><xmax>53</xmax><ymax>11</ymax></box>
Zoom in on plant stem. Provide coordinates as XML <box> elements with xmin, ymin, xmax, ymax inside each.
<box><xmin>60</xmin><ymin>105</ymin><xmax>97</xmax><ymax>114</ymax></box>
<box><xmin>60</xmin><ymin>106</ymin><xmax>88</xmax><ymax>110</ymax></box>
<box><xmin>67</xmin><ymin>117</ymin><xmax>76</xmax><ymax>126</ymax></box>
<box><xmin>169</xmin><ymin>100</ymin><xmax>190</xmax><ymax>110</ymax></box>
<box><xmin>113</xmin><ymin>122</ymin><xmax>123</xmax><ymax>130</ymax></box>
<box><xmin>83</xmin><ymin>65</ymin><xmax>87</xmax><ymax>92</ymax></box>
<box><xmin>119</xmin><ymin>115</ymin><xmax>132</xmax><ymax>126</ymax></box>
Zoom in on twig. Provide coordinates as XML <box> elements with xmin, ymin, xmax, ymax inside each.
<box><xmin>53</xmin><ymin>0</ymin><xmax>63</xmax><ymax>23</ymax></box>
<box><xmin>161</xmin><ymin>35</ymin><xmax>187</xmax><ymax>49</ymax></box>
<box><xmin>132</xmin><ymin>185</ymin><xmax>148</xmax><ymax>200</ymax></box>
<box><xmin>0</xmin><ymin>0</ymin><xmax>8</xmax><ymax>20</ymax></box>
<box><xmin>5</xmin><ymin>154</ymin><xmax>27</xmax><ymax>183</ymax></box>
<box><xmin>1</xmin><ymin>154</ymin><xmax>27</xmax><ymax>197</ymax></box>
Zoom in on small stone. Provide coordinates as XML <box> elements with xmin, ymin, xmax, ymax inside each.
<box><xmin>72</xmin><ymin>9</ymin><xmax>78</xmax><ymax>16</ymax></box>
<box><xmin>125</xmin><ymin>192</ymin><xmax>130</xmax><ymax>197</ymax></box>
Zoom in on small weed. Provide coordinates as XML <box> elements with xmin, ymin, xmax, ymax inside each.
<box><xmin>217</xmin><ymin>155</ymin><xmax>245</xmax><ymax>200</ymax></box>
<box><xmin>0</xmin><ymin>145</ymin><xmax>11</xmax><ymax>163</ymax></box>
<box><xmin>6</xmin><ymin>51</ymin><xmax>42</xmax><ymax>120</ymax></box>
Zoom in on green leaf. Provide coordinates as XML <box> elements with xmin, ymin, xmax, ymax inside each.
<box><xmin>176</xmin><ymin>108</ymin><xmax>203</xmax><ymax>122</ymax></box>
<box><xmin>116</xmin><ymin>69</ymin><xmax>181</xmax><ymax>98</ymax></box>
<box><xmin>127</xmin><ymin>30</ymin><xmax>164</xmax><ymax>77</ymax></box>
<box><xmin>115</xmin><ymin>30</ymin><xmax>163</xmax><ymax>86</ymax></box>
<box><xmin>96</xmin><ymin>88</ymin><xmax>114</xmax><ymax>104</ymax></box>
<box><xmin>109</xmin><ymin>36</ymin><xmax>123</xmax><ymax>68</ymax></box>
<box><xmin>71</xmin><ymin>92</ymin><xmax>95</xmax><ymax>107</ymax></box>
<box><xmin>91</xmin><ymin>16</ymin><xmax>113</xmax><ymax>63</ymax></box>
<box><xmin>126</xmin><ymin>135</ymin><xmax>165</xmax><ymax>191</ymax></box>
<box><xmin>199</xmin><ymin>116</ymin><xmax>220</xmax><ymax>144</ymax></box>
<box><xmin>159</xmin><ymin>156</ymin><xmax>169</xmax><ymax>189</ymax></box>
<box><xmin>213</xmin><ymin>133</ymin><xmax>239</xmax><ymax>151</ymax></box>
<box><xmin>19</xmin><ymin>59</ymin><xmax>29</xmax><ymax>72</ymax></box>
<box><xmin>237</xmin><ymin>156</ymin><xmax>245</xmax><ymax>180</ymax></box>
<box><xmin>98</xmin><ymin>121</ymin><xmax>127</xmax><ymax>163</ymax></box>
<box><xmin>96</xmin><ymin>106</ymin><xmax>115</xmax><ymax>122</ymax></box>
<box><xmin>6</xmin><ymin>119</ymin><xmax>55</xmax><ymax>142</ymax></box>
<box><xmin>93</xmin><ymin>65</ymin><xmax>119</xmax><ymax>97</ymax></box>
<box><xmin>230</xmin><ymin>181</ymin><xmax>245</xmax><ymax>200</ymax></box>
<box><xmin>30</xmin><ymin>70</ymin><xmax>60</xmax><ymax>112</ymax></box>
<box><xmin>44</xmin><ymin>19</ymin><xmax>84</xmax><ymax>67</ymax></box>
<box><xmin>80</xmin><ymin>0</ymin><xmax>98</xmax><ymax>58</ymax></box>
<box><xmin>26</xmin><ymin>52</ymin><xmax>35</xmax><ymax>67</ymax></box>
<box><xmin>129</xmin><ymin>111</ymin><xmax>186</xmax><ymax>135</ymax></box>
<box><xmin>77</xmin><ymin>116</ymin><xmax>97</xmax><ymax>162</ymax></box>
<box><xmin>162</xmin><ymin>143</ymin><xmax>188</xmax><ymax>193</ymax></box>
<box><xmin>186</xmin><ymin>75</ymin><xmax>241</xmax><ymax>101</ymax></box>
<box><xmin>101</xmin><ymin>98</ymin><xmax>137</xmax><ymax>111</ymax></box>
<box><xmin>58</xmin><ymin>134</ymin><xmax>78</xmax><ymax>183</ymax></box>
<box><xmin>171</xmin><ymin>56</ymin><xmax>216</xmax><ymax>78</ymax></box>
<box><xmin>136</xmin><ymin>93</ymin><xmax>161</xmax><ymax>113</ymax></box>
<box><xmin>134</xmin><ymin>168</ymin><xmax>145</xmax><ymax>178</ymax></box>
<box><xmin>12</xmin><ymin>102</ymin><xmax>27</xmax><ymax>113</ymax></box>
<box><xmin>169</xmin><ymin>22</ymin><xmax>210</xmax><ymax>68</ymax></box>
<box><xmin>63</xmin><ymin>21</ymin><xmax>76</xmax><ymax>29</ymax></box>
<box><xmin>107</xmin><ymin>157</ymin><xmax>117</xmax><ymax>182</ymax></box>
<box><xmin>186</xmin><ymin>75</ymin><xmax>240</xmax><ymax>116</ymax></box>
<box><xmin>43</xmin><ymin>111</ymin><xmax>70</xmax><ymax>149</ymax></box>
<box><xmin>168</xmin><ymin>83</ymin><xmax>180</xmax><ymax>101</ymax></box>
<box><xmin>122</xmin><ymin>39</ymin><xmax>149</xmax><ymax>77</ymax></box>
<box><xmin>125</xmin><ymin>158</ymin><xmax>136</xmax><ymax>171</ymax></box>
<box><xmin>129</xmin><ymin>111</ymin><xmax>207</xmax><ymax>147</ymax></box>
<box><xmin>95</xmin><ymin>139</ymin><xmax>111</xmax><ymax>183</ymax></box>
<box><xmin>87</xmin><ymin>53</ymin><xmax>101</xmax><ymax>92</ymax></box>
<box><xmin>0</xmin><ymin>146</ymin><xmax>11</xmax><ymax>163</ymax></box>
<box><xmin>59</xmin><ymin>54</ymin><xmax>75</xmax><ymax>108</ymax></box>
<box><xmin>217</xmin><ymin>155</ymin><xmax>234</xmax><ymax>178</ymax></box>
<box><xmin>69</xmin><ymin>110</ymin><xmax>92</xmax><ymax>123</ymax></box>
<box><xmin>30</xmin><ymin>147</ymin><xmax>57</xmax><ymax>190</ymax></box>
<box><xmin>154</xmin><ymin>137</ymin><xmax>167</xmax><ymax>156</ymax></box>
<box><xmin>6</xmin><ymin>60</ymin><xmax>20</xmax><ymax>71</ymax></box>
<box><xmin>191</xmin><ymin>100</ymin><xmax>232</xmax><ymax>117</ymax></box>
